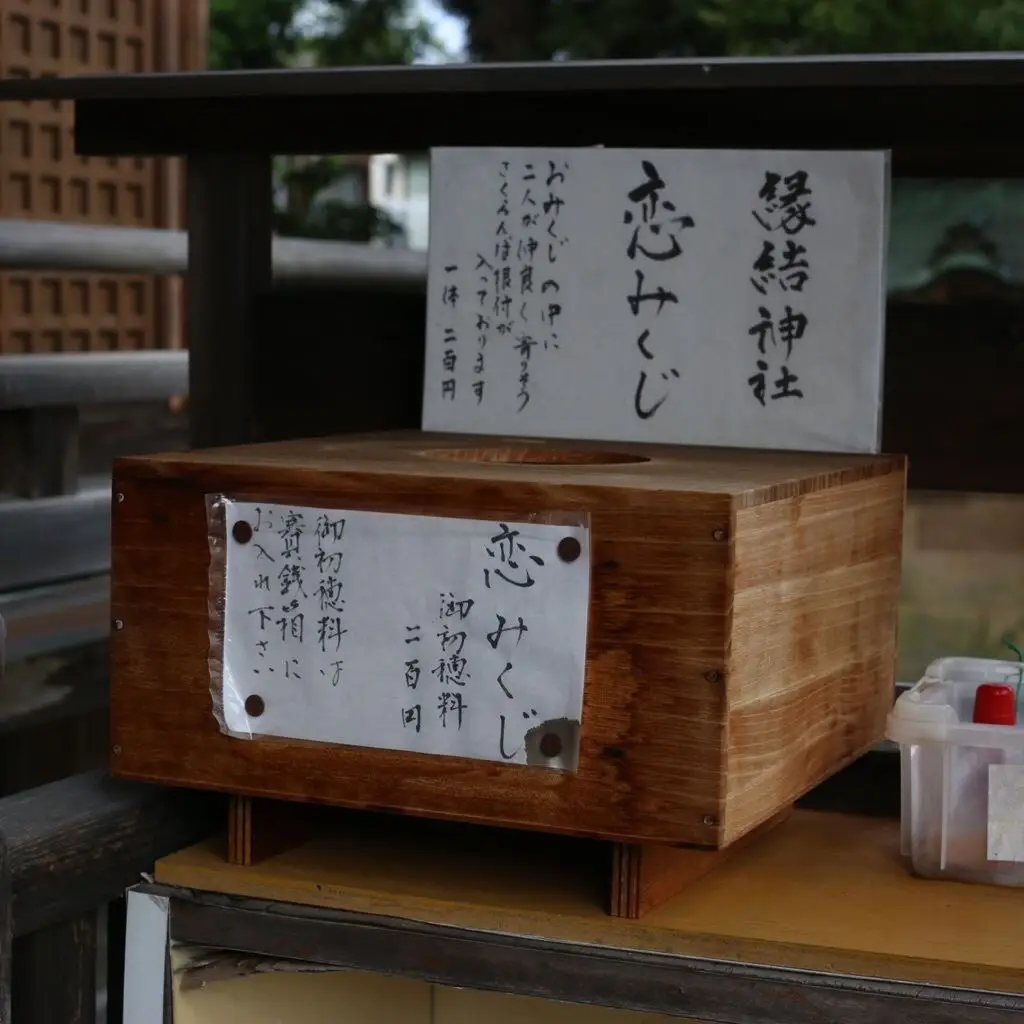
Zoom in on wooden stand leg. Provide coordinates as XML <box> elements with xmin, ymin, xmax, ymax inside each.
<box><xmin>611</xmin><ymin>808</ymin><xmax>792</xmax><ymax>918</ymax></box>
<box><xmin>226</xmin><ymin>794</ymin><xmax>791</xmax><ymax>912</ymax></box>
<box><xmin>227</xmin><ymin>795</ymin><xmax>254</xmax><ymax>866</ymax></box>
<box><xmin>227</xmin><ymin>796</ymin><xmax>321</xmax><ymax>866</ymax></box>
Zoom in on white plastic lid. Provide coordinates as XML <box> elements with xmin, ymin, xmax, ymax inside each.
<box><xmin>886</xmin><ymin>656</ymin><xmax>1024</xmax><ymax>747</ymax></box>
<box><xmin>887</xmin><ymin>680</ymin><xmax>959</xmax><ymax>744</ymax></box>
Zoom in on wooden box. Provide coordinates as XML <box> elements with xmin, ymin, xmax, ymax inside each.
<box><xmin>110</xmin><ymin>432</ymin><xmax>905</xmax><ymax>849</ymax></box>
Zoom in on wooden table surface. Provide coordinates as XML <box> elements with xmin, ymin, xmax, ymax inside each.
<box><xmin>156</xmin><ymin>808</ymin><xmax>1024</xmax><ymax>996</ymax></box>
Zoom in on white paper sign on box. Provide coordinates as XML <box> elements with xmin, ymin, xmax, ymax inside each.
<box><xmin>988</xmin><ymin>764</ymin><xmax>1024</xmax><ymax>863</ymax></box>
<box><xmin>424</xmin><ymin>146</ymin><xmax>889</xmax><ymax>454</ymax></box>
<box><xmin>217</xmin><ymin>500</ymin><xmax>591</xmax><ymax>771</ymax></box>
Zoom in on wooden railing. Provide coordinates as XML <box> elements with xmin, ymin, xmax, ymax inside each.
<box><xmin>0</xmin><ymin>216</ymin><xmax>422</xmax><ymax>1022</ymax></box>
<box><xmin>0</xmin><ymin>217</ymin><xmax>425</xmax><ymax>666</ymax></box>
<box><xmin>0</xmin><ymin>771</ymin><xmax>221</xmax><ymax>1024</ymax></box>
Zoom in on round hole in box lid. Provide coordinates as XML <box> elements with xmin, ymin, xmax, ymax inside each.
<box><xmin>420</xmin><ymin>447</ymin><xmax>650</xmax><ymax>466</ymax></box>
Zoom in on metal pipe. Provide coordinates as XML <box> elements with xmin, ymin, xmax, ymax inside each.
<box><xmin>0</xmin><ymin>351</ymin><xmax>188</xmax><ymax>409</ymax></box>
<box><xmin>0</xmin><ymin>479</ymin><xmax>111</xmax><ymax>590</ymax></box>
<box><xmin>0</xmin><ymin>576</ymin><xmax>110</xmax><ymax>664</ymax></box>
<box><xmin>0</xmin><ymin>218</ymin><xmax>427</xmax><ymax>289</ymax></box>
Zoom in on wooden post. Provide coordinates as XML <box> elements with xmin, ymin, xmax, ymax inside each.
<box><xmin>105</xmin><ymin>898</ymin><xmax>127</xmax><ymax>1024</ymax></box>
<box><xmin>0</xmin><ymin>833</ymin><xmax>11</xmax><ymax>1024</ymax></box>
<box><xmin>0</xmin><ymin>406</ymin><xmax>79</xmax><ymax>498</ymax></box>
<box><xmin>185</xmin><ymin>155</ymin><xmax>273</xmax><ymax>449</ymax></box>
<box><xmin>11</xmin><ymin>914</ymin><xmax>97</xmax><ymax>1024</ymax></box>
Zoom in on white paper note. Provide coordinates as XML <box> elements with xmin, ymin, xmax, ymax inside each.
<box><xmin>424</xmin><ymin>146</ymin><xmax>889</xmax><ymax>454</ymax></box>
<box><xmin>218</xmin><ymin>501</ymin><xmax>590</xmax><ymax>771</ymax></box>
<box><xmin>123</xmin><ymin>888</ymin><xmax>170</xmax><ymax>1024</ymax></box>
<box><xmin>988</xmin><ymin>764</ymin><xmax>1024</xmax><ymax>862</ymax></box>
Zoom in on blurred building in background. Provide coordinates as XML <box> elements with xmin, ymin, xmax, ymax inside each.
<box><xmin>0</xmin><ymin>0</ymin><xmax>207</xmax><ymax>355</ymax></box>
<box><xmin>368</xmin><ymin>152</ymin><xmax>430</xmax><ymax>249</ymax></box>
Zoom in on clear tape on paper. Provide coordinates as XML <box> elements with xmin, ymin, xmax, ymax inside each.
<box><xmin>206</xmin><ymin>495</ymin><xmax>591</xmax><ymax>773</ymax></box>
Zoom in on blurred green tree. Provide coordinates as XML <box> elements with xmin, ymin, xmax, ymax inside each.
<box><xmin>437</xmin><ymin>0</ymin><xmax>1024</xmax><ymax>61</ymax></box>
<box><xmin>208</xmin><ymin>0</ymin><xmax>437</xmax><ymax>72</ymax></box>
<box><xmin>308</xmin><ymin>0</ymin><xmax>437</xmax><ymax>65</ymax></box>
<box><xmin>208</xmin><ymin>0</ymin><xmax>306</xmax><ymax>70</ymax></box>
<box><xmin>207</xmin><ymin>0</ymin><xmax>436</xmax><ymax>242</ymax></box>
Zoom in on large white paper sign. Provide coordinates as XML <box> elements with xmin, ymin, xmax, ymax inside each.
<box><xmin>218</xmin><ymin>500</ymin><xmax>590</xmax><ymax>771</ymax></box>
<box><xmin>424</xmin><ymin>147</ymin><xmax>889</xmax><ymax>453</ymax></box>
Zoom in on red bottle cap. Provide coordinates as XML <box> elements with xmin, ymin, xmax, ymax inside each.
<box><xmin>973</xmin><ymin>683</ymin><xmax>1017</xmax><ymax>726</ymax></box>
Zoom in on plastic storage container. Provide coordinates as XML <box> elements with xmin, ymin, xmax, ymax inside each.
<box><xmin>887</xmin><ymin>656</ymin><xmax>1024</xmax><ymax>886</ymax></box>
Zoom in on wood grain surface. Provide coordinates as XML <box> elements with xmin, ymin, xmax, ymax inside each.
<box><xmin>110</xmin><ymin>432</ymin><xmax>905</xmax><ymax>846</ymax></box>
<box><xmin>611</xmin><ymin>809</ymin><xmax>793</xmax><ymax>917</ymax></box>
<box><xmin>155</xmin><ymin>808</ymin><xmax>1024</xmax><ymax>996</ymax></box>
